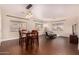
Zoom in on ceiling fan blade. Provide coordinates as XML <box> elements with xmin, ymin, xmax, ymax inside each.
<box><xmin>26</xmin><ymin>4</ymin><xmax>32</xmax><ymax>9</ymax></box>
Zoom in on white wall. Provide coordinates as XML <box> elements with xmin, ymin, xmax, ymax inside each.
<box><xmin>1</xmin><ymin>11</ymin><xmax>43</xmax><ymax>41</ymax></box>
<box><xmin>62</xmin><ymin>17</ymin><xmax>77</xmax><ymax>37</ymax></box>
<box><xmin>0</xmin><ymin>9</ymin><xmax>2</xmax><ymax>44</ymax></box>
<box><xmin>0</xmin><ymin>5</ymin><xmax>27</xmax><ymax>41</ymax></box>
<box><xmin>42</xmin><ymin>17</ymin><xmax>77</xmax><ymax>37</ymax></box>
<box><xmin>0</xmin><ymin>5</ymin><xmax>45</xmax><ymax>41</ymax></box>
<box><xmin>27</xmin><ymin>19</ymin><xmax>44</xmax><ymax>35</ymax></box>
<box><xmin>2</xmin><ymin>15</ymin><xmax>28</xmax><ymax>41</ymax></box>
<box><xmin>0</xmin><ymin>4</ymin><xmax>79</xmax><ymax>41</ymax></box>
<box><xmin>1</xmin><ymin>8</ymin><xmax>28</xmax><ymax>41</ymax></box>
<box><xmin>31</xmin><ymin>4</ymin><xmax>79</xmax><ymax>38</ymax></box>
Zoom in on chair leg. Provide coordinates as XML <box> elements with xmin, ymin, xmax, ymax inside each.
<box><xmin>36</xmin><ymin>38</ymin><xmax>39</xmax><ymax>46</ymax></box>
<box><xmin>19</xmin><ymin>38</ymin><xmax>24</xmax><ymax>47</ymax></box>
<box><xmin>30</xmin><ymin>39</ymin><xmax>33</xmax><ymax>49</ymax></box>
<box><xmin>32</xmin><ymin>39</ymin><xmax>34</xmax><ymax>49</ymax></box>
<box><xmin>19</xmin><ymin>39</ymin><xmax>21</xmax><ymax>45</ymax></box>
<box><xmin>25</xmin><ymin>39</ymin><xmax>29</xmax><ymax>50</ymax></box>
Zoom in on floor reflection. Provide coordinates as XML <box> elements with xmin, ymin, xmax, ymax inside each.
<box><xmin>19</xmin><ymin>42</ymin><xmax>39</xmax><ymax>55</ymax></box>
<box><xmin>1</xmin><ymin>36</ymin><xmax>79</xmax><ymax>55</ymax></box>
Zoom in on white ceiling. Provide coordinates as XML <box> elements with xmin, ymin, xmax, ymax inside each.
<box><xmin>0</xmin><ymin>4</ymin><xmax>79</xmax><ymax>21</ymax></box>
<box><xmin>0</xmin><ymin>4</ymin><xmax>27</xmax><ymax>17</ymax></box>
<box><xmin>32</xmin><ymin>4</ymin><xmax>79</xmax><ymax>20</ymax></box>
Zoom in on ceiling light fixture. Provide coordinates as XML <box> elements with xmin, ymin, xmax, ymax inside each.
<box><xmin>26</xmin><ymin>4</ymin><xmax>33</xmax><ymax>19</ymax></box>
<box><xmin>26</xmin><ymin>10</ymin><xmax>33</xmax><ymax>18</ymax></box>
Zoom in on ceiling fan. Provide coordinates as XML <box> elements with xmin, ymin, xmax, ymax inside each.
<box><xmin>26</xmin><ymin>4</ymin><xmax>32</xmax><ymax>9</ymax></box>
<box><xmin>25</xmin><ymin>4</ymin><xmax>33</xmax><ymax>18</ymax></box>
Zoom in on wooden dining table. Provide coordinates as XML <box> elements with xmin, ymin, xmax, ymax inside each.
<box><xmin>21</xmin><ymin>30</ymin><xmax>39</xmax><ymax>49</ymax></box>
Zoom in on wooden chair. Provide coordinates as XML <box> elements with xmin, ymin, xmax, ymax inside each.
<box><xmin>31</xmin><ymin>30</ymin><xmax>39</xmax><ymax>46</ymax></box>
<box><xmin>25</xmin><ymin>32</ymin><xmax>33</xmax><ymax>49</ymax></box>
<box><xmin>19</xmin><ymin>29</ymin><xmax>27</xmax><ymax>46</ymax></box>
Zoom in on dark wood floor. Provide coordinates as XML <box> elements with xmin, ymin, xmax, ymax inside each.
<box><xmin>0</xmin><ymin>36</ymin><xmax>79</xmax><ymax>55</ymax></box>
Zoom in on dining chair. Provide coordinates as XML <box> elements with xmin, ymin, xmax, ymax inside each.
<box><xmin>25</xmin><ymin>32</ymin><xmax>33</xmax><ymax>49</ymax></box>
<box><xmin>19</xmin><ymin>29</ymin><xmax>27</xmax><ymax>46</ymax></box>
<box><xmin>31</xmin><ymin>30</ymin><xmax>39</xmax><ymax>47</ymax></box>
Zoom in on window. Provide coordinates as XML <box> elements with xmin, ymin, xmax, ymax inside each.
<box><xmin>52</xmin><ymin>22</ymin><xmax>64</xmax><ymax>31</ymax></box>
<box><xmin>35</xmin><ymin>23</ymin><xmax>43</xmax><ymax>31</ymax></box>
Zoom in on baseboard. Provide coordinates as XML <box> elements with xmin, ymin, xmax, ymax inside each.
<box><xmin>0</xmin><ymin>39</ymin><xmax>3</xmax><ymax>46</ymax></box>
<box><xmin>1</xmin><ymin>34</ymin><xmax>43</xmax><ymax>42</ymax></box>
<box><xmin>0</xmin><ymin>41</ymin><xmax>1</xmax><ymax>46</ymax></box>
<box><xmin>78</xmin><ymin>44</ymin><xmax>79</xmax><ymax>50</ymax></box>
<box><xmin>2</xmin><ymin>37</ymin><xmax>19</xmax><ymax>42</ymax></box>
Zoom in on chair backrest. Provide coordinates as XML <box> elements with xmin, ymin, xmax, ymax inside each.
<box><xmin>32</xmin><ymin>30</ymin><xmax>38</xmax><ymax>36</ymax></box>
<box><xmin>45</xmin><ymin>32</ymin><xmax>49</xmax><ymax>36</ymax></box>
<box><xmin>19</xmin><ymin>30</ymin><xmax>22</xmax><ymax>38</ymax></box>
<box><xmin>32</xmin><ymin>30</ymin><xmax>37</xmax><ymax>32</ymax></box>
<box><xmin>19</xmin><ymin>29</ymin><xmax>27</xmax><ymax>38</ymax></box>
<box><xmin>31</xmin><ymin>30</ymin><xmax>38</xmax><ymax>39</ymax></box>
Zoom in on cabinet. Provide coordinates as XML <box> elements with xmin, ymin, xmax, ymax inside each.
<box><xmin>69</xmin><ymin>35</ymin><xmax>78</xmax><ymax>44</ymax></box>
